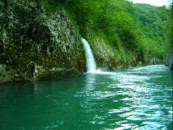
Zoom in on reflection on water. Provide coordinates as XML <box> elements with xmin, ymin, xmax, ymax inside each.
<box><xmin>0</xmin><ymin>65</ymin><xmax>172</xmax><ymax>130</ymax></box>
<box><xmin>85</xmin><ymin>73</ymin><xmax>96</xmax><ymax>91</ymax></box>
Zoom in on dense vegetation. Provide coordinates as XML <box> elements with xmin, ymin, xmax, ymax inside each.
<box><xmin>60</xmin><ymin>0</ymin><xmax>170</xmax><ymax>64</ymax></box>
<box><xmin>167</xmin><ymin>1</ymin><xmax>173</xmax><ymax>49</ymax></box>
<box><xmin>8</xmin><ymin>0</ymin><xmax>173</xmax><ymax>65</ymax></box>
<box><xmin>132</xmin><ymin>4</ymin><xmax>170</xmax><ymax>60</ymax></box>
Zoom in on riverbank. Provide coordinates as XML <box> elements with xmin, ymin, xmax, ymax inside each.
<box><xmin>0</xmin><ymin>64</ymin><xmax>80</xmax><ymax>84</ymax></box>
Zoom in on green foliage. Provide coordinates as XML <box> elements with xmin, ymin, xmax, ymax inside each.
<box><xmin>131</xmin><ymin>4</ymin><xmax>170</xmax><ymax>61</ymax></box>
<box><xmin>17</xmin><ymin>0</ymin><xmax>171</xmax><ymax>65</ymax></box>
<box><xmin>17</xmin><ymin>0</ymin><xmax>62</xmax><ymax>15</ymax></box>
<box><xmin>167</xmin><ymin>2</ymin><xmax>173</xmax><ymax>49</ymax></box>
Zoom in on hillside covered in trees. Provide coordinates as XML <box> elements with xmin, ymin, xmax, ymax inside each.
<box><xmin>0</xmin><ymin>0</ymin><xmax>171</xmax><ymax>83</ymax></box>
<box><xmin>61</xmin><ymin>0</ymin><xmax>170</xmax><ymax>65</ymax></box>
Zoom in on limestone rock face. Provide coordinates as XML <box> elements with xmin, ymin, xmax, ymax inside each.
<box><xmin>0</xmin><ymin>0</ymin><xmax>85</xmax><ymax>83</ymax></box>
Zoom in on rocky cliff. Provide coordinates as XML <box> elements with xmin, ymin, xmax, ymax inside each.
<box><xmin>166</xmin><ymin>49</ymin><xmax>173</xmax><ymax>71</ymax></box>
<box><xmin>0</xmin><ymin>0</ymin><xmax>85</xmax><ymax>83</ymax></box>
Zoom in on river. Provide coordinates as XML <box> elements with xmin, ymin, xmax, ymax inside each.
<box><xmin>0</xmin><ymin>65</ymin><xmax>172</xmax><ymax>130</ymax></box>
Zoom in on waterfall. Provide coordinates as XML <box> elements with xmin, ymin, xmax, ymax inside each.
<box><xmin>82</xmin><ymin>38</ymin><xmax>96</xmax><ymax>72</ymax></box>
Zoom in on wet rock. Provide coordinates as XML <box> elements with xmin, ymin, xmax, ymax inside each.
<box><xmin>166</xmin><ymin>50</ymin><xmax>173</xmax><ymax>70</ymax></box>
<box><xmin>0</xmin><ymin>0</ymin><xmax>85</xmax><ymax>83</ymax></box>
<box><xmin>0</xmin><ymin>64</ymin><xmax>14</xmax><ymax>84</ymax></box>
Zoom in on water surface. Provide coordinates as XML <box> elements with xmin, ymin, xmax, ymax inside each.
<box><xmin>0</xmin><ymin>65</ymin><xmax>172</xmax><ymax>130</ymax></box>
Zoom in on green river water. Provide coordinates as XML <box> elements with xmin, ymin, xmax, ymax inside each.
<box><xmin>0</xmin><ymin>65</ymin><xmax>172</xmax><ymax>130</ymax></box>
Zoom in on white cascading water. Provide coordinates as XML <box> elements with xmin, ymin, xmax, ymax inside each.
<box><xmin>82</xmin><ymin>38</ymin><xmax>97</xmax><ymax>72</ymax></box>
